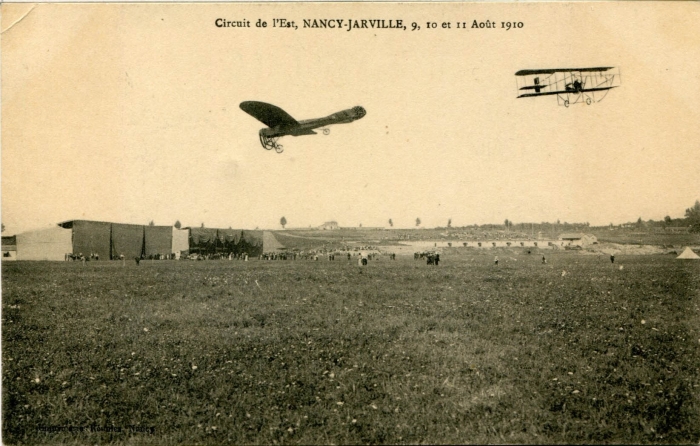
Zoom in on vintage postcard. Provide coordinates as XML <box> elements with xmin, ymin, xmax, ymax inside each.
<box><xmin>2</xmin><ymin>2</ymin><xmax>699</xmax><ymax>444</ymax></box>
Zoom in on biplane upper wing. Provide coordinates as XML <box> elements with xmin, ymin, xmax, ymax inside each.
<box><xmin>515</xmin><ymin>67</ymin><xmax>614</xmax><ymax>76</ymax></box>
<box><xmin>240</xmin><ymin>101</ymin><xmax>299</xmax><ymax>128</ymax></box>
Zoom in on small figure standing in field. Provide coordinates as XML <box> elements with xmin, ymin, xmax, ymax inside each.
<box><xmin>494</xmin><ymin>256</ymin><xmax>499</xmax><ymax>266</ymax></box>
<box><xmin>542</xmin><ymin>255</ymin><xmax>546</xmax><ymax>264</ymax></box>
<box><xmin>434</xmin><ymin>253</ymin><xmax>440</xmax><ymax>266</ymax></box>
<box><xmin>135</xmin><ymin>257</ymin><xmax>140</xmax><ymax>265</ymax></box>
<box><xmin>610</xmin><ymin>254</ymin><xmax>615</xmax><ymax>264</ymax></box>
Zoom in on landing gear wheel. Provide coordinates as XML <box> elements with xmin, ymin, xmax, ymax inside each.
<box><xmin>586</xmin><ymin>97</ymin><xmax>592</xmax><ymax>105</ymax></box>
<box><xmin>260</xmin><ymin>133</ymin><xmax>274</xmax><ymax>150</ymax></box>
<box><xmin>260</xmin><ymin>131</ymin><xmax>282</xmax><ymax>152</ymax></box>
<box><xmin>322</xmin><ymin>128</ymin><xmax>330</xmax><ymax>135</ymax></box>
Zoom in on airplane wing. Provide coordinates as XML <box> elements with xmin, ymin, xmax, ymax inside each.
<box><xmin>240</xmin><ymin>101</ymin><xmax>299</xmax><ymax>128</ymax></box>
<box><xmin>515</xmin><ymin>67</ymin><xmax>614</xmax><ymax>76</ymax></box>
<box><xmin>517</xmin><ymin>86</ymin><xmax>616</xmax><ymax>98</ymax></box>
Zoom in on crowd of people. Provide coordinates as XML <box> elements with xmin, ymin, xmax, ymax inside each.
<box><xmin>383</xmin><ymin>229</ymin><xmax>534</xmax><ymax>242</ymax></box>
<box><xmin>414</xmin><ymin>251</ymin><xmax>440</xmax><ymax>265</ymax></box>
<box><xmin>64</xmin><ymin>253</ymin><xmax>99</xmax><ymax>261</ymax></box>
<box><xmin>260</xmin><ymin>249</ymin><xmax>394</xmax><ymax>262</ymax></box>
<box><xmin>65</xmin><ymin>252</ymin><xmax>183</xmax><ymax>262</ymax></box>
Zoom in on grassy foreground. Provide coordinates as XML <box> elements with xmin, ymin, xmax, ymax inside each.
<box><xmin>2</xmin><ymin>254</ymin><xmax>699</xmax><ymax>444</ymax></box>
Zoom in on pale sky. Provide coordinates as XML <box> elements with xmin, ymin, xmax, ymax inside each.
<box><xmin>2</xmin><ymin>2</ymin><xmax>699</xmax><ymax>234</ymax></box>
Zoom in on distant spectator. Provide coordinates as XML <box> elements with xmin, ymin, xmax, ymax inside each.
<box><xmin>135</xmin><ymin>257</ymin><xmax>140</xmax><ymax>265</ymax></box>
<box><xmin>610</xmin><ymin>254</ymin><xmax>615</xmax><ymax>264</ymax></box>
<box><xmin>494</xmin><ymin>256</ymin><xmax>499</xmax><ymax>266</ymax></box>
<box><xmin>542</xmin><ymin>255</ymin><xmax>546</xmax><ymax>264</ymax></box>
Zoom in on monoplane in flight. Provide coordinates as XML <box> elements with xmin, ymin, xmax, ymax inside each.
<box><xmin>240</xmin><ymin>101</ymin><xmax>366</xmax><ymax>153</ymax></box>
<box><xmin>515</xmin><ymin>67</ymin><xmax>620</xmax><ymax>107</ymax></box>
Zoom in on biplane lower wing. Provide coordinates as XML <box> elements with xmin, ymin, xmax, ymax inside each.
<box><xmin>517</xmin><ymin>86</ymin><xmax>616</xmax><ymax>99</ymax></box>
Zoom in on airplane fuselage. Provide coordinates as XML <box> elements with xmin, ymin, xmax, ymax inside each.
<box><xmin>261</xmin><ymin>106</ymin><xmax>366</xmax><ymax>137</ymax></box>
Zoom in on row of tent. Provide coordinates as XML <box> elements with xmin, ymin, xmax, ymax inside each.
<box><xmin>1</xmin><ymin>220</ymin><xmax>264</xmax><ymax>261</ymax></box>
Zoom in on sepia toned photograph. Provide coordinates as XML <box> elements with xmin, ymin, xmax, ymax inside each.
<box><xmin>2</xmin><ymin>1</ymin><xmax>699</xmax><ymax>443</ymax></box>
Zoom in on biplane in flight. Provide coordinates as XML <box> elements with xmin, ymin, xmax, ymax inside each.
<box><xmin>240</xmin><ymin>101</ymin><xmax>366</xmax><ymax>153</ymax></box>
<box><xmin>515</xmin><ymin>67</ymin><xmax>620</xmax><ymax>107</ymax></box>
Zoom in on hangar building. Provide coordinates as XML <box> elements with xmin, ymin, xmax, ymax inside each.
<box><xmin>5</xmin><ymin>220</ymin><xmax>264</xmax><ymax>260</ymax></box>
<box><xmin>186</xmin><ymin>227</ymin><xmax>263</xmax><ymax>257</ymax></box>
<box><xmin>558</xmin><ymin>233</ymin><xmax>598</xmax><ymax>246</ymax></box>
<box><xmin>16</xmin><ymin>226</ymin><xmax>72</xmax><ymax>261</ymax></box>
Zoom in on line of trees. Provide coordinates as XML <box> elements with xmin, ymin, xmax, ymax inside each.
<box><xmin>616</xmin><ymin>200</ymin><xmax>700</xmax><ymax>233</ymax></box>
<box><xmin>684</xmin><ymin>200</ymin><xmax>700</xmax><ymax>232</ymax></box>
<box><xmin>270</xmin><ymin>200</ymin><xmax>698</xmax><ymax>232</ymax></box>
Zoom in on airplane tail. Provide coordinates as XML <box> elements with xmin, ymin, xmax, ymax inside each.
<box><xmin>351</xmin><ymin>106</ymin><xmax>366</xmax><ymax>120</ymax></box>
<box><xmin>291</xmin><ymin>129</ymin><xmax>317</xmax><ymax>136</ymax></box>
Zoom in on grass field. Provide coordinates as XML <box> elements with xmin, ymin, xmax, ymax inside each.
<box><xmin>3</xmin><ymin>254</ymin><xmax>699</xmax><ymax>444</ymax></box>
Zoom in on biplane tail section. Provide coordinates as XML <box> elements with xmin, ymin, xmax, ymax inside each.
<box><xmin>240</xmin><ymin>101</ymin><xmax>299</xmax><ymax>128</ymax></box>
